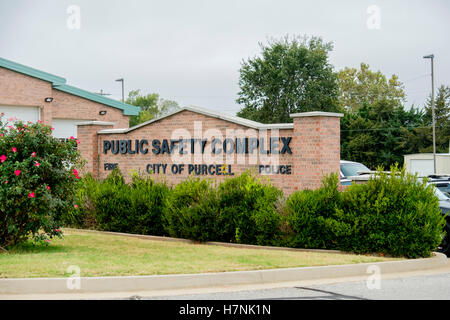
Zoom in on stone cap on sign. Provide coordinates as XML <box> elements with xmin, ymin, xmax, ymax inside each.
<box><xmin>76</xmin><ymin>121</ymin><xmax>115</xmax><ymax>126</ymax></box>
<box><xmin>290</xmin><ymin>111</ymin><xmax>344</xmax><ymax>118</ymax></box>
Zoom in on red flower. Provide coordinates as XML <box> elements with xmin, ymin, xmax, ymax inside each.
<box><xmin>74</xmin><ymin>204</ymin><xmax>79</xmax><ymax>209</ymax></box>
<box><xmin>28</xmin><ymin>192</ymin><xmax>35</xmax><ymax>198</ymax></box>
<box><xmin>32</xmin><ymin>152</ymin><xmax>36</xmax><ymax>158</ymax></box>
<box><xmin>69</xmin><ymin>136</ymin><xmax>75</xmax><ymax>140</ymax></box>
<box><xmin>35</xmin><ymin>162</ymin><xmax>40</xmax><ymax>167</ymax></box>
<box><xmin>11</xmin><ymin>147</ymin><xmax>17</xmax><ymax>153</ymax></box>
<box><xmin>0</xmin><ymin>155</ymin><xmax>6</xmax><ymax>163</ymax></box>
<box><xmin>14</xmin><ymin>170</ymin><xmax>21</xmax><ymax>176</ymax></box>
<box><xmin>73</xmin><ymin>169</ymin><xmax>80</xmax><ymax>179</ymax></box>
<box><xmin>47</xmin><ymin>186</ymin><xmax>51</xmax><ymax>190</ymax></box>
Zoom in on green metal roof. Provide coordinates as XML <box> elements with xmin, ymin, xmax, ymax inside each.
<box><xmin>0</xmin><ymin>57</ymin><xmax>139</xmax><ymax>116</ymax></box>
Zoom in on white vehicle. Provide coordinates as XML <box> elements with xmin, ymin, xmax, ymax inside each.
<box><xmin>340</xmin><ymin>160</ymin><xmax>371</xmax><ymax>180</ymax></box>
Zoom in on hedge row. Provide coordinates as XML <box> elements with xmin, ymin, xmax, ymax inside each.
<box><xmin>63</xmin><ymin>166</ymin><xmax>446</xmax><ymax>258</ymax></box>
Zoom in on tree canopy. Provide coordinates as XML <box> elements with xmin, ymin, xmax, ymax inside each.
<box><xmin>337</xmin><ymin>62</ymin><xmax>406</xmax><ymax>112</ymax></box>
<box><xmin>236</xmin><ymin>35</ymin><xmax>340</xmax><ymax>124</ymax></box>
<box><xmin>126</xmin><ymin>90</ymin><xmax>180</xmax><ymax>127</ymax></box>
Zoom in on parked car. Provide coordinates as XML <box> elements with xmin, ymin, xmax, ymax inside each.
<box><xmin>340</xmin><ymin>160</ymin><xmax>371</xmax><ymax>179</ymax></box>
<box><xmin>426</xmin><ymin>176</ymin><xmax>450</xmax><ymax>256</ymax></box>
<box><xmin>340</xmin><ymin>160</ymin><xmax>372</xmax><ymax>185</ymax></box>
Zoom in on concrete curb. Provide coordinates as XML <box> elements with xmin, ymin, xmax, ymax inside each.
<box><xmin>0</xmin><ymin>253</ymin><xmax>447</xmax><ymax>295</ymax></box>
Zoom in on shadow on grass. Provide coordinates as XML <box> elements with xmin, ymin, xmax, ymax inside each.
<box><xmin>3</xmin><ymin>241</ymin><xmax>70</xmax><ymax>255</ymax></box>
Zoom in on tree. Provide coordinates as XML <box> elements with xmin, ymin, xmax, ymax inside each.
<box><xmin>337</xmin><ymin>63</ymin><xmax>406</xmax><ymax>113</ymax></box>
<box><xmin>403</xmin><ymin>85</ymin><xmax>450</xmax><ymax>154</ymax></box>
<box><xmin>126</xmin><ymin>90</ymin><xmax>180</xmax><ymax>127</ymax></box>
<box><xmin>341</xmin><ymin>100</ymin><xmax>423</xmax><ymax>169</ymax></box>
<box><xmin>0</xmin><ymin>117</ymin><xmax>81</xmax><ymax>249</ymax></box>
<box><xmin>236</xmin><ymin>35</ymin><xmax>340</xmax><ymax>124</ymax></box>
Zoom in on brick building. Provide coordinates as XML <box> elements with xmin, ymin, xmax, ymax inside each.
<box><xmin>0</xmin><ymin>57</ymin><xmax>343</xmax><ymax>194</ymax></box>
<box><xmin>0</xmin><ymin>57</ymin><xmax>138</xmax><ymax>138</ymax></box>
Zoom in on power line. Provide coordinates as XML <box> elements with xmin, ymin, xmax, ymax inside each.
<box><xmin>341</xmin><ymin>124</ymin><xmax>450</xmax><ymax>132</ymax></box>
<box><xmin>403</xmin><ymin>74</ymin><xmax>430</xmax><ymax>83</ymax></box>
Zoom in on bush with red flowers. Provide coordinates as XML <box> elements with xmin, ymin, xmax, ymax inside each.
<box><xmin>0</xmin><ymin>116</ymin><xmax>81</xmax><ymax>249</ymax></box>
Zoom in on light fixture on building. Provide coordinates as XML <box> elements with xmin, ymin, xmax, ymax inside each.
<box><xmin>44</xmin><ymin>97</ymin><xmax>53</xmax><ymax>102</ymax></box>
<box><xmin>99</xmin><ymin>110</ymin><xmax>107</xmax><ymax>116</ymax></box>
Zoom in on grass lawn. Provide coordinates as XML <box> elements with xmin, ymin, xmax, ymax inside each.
<box><xmin>0</xmin><ymin>229</ymin><xmax>400</xmax><ymax>278</ymax></box>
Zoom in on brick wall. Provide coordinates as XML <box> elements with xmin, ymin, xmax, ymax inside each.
<box><xmin>97</xmin><ymin>110</ymin><xmax>342</xmax><ymax>195</ymax></box>
<box><xmin>77</xmin><ymin>122</ymin><xmax>114</xmax><ymax>178</ymax></box>
<box><xmin>0</xmin><ymin>67</ymin><xmax>130</xmax><ymax>128</ymax></box>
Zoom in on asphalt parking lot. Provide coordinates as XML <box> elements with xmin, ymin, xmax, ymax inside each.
<box><xmin>143</xmin><ymin>261</ymin><xmax>450</xmax><ymax>300</ymax></box>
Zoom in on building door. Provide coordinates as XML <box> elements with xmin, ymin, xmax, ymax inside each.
<box><xmin>410</xmin><ymin>159</ymin><xmax>434</xmax><ymax>176</ymax></box>
<box><xmin>51</xmin><ymin>119</ymin><xmax>88</xmax><ymax>141</ymax></box>
<box><xmin>0</xmin><ymin>105</ymin><xmax>40</xmax><ymax>123</ymax></box>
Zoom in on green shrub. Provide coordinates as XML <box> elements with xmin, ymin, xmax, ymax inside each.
<box><xmin>93</xmin><ymin>169</ymin><xmax>132</xmax><ymax>232</ymax></box>
<box><xmin>128</xmin><ymin>171</ymin><xmax>170</xmax><ymax>236</ymax></box>
<box><xmin>81</xmin><ymin>169</ymin><xmax>169</xmax><ymax>235</ymax></box>
<box><xmin>337</xmin><ymin>166</ymin><xmax>445</xmax><ymax>258</ymax></box>
<box><xmin>0</xmin><ymin>117</ymin><xmax>81</xmax><ymax>249</ymax></box>
<box><xmin>62</xmin><ymin>173</ymin><xmax>99</xmax><ymax>229</ymax></box>
<box><xmin>217</xmin><ymin>171</ymin><xmax>283</xmax><ymax>246</ymax></box>
<box><xmin>285</xmin><ymin>167</ymin><xmax>445</xmax><ymax>258</ymax></box>
<box><xmin>284</xmin><ymin>173</ymin><xmax>346</xmax><ymax>249</ymax></box>
<box><xmin>163</xmin><ymin>177</ymin><xmax>219</xmax><ymax>242</ymax></box>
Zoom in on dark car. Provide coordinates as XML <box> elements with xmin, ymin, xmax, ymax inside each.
<box><xmin>427</xmin><ymin>176</ymin><xmax>450</xmax><ymax>256</ymax></box>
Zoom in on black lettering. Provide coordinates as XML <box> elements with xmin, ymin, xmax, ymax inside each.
<box><xmin>152</xmin><ymin>139</ymin><xmax>161</xmax><ymax>154</ymax></box>
<box><xmin>111</xmin><ymin>140</ymin><xmax>119</xmax><ymax>154</ymax></box>
<box><xmin>201</xmin><ymin>139</ymin><xmax>207</xmax><ymax>154</ymax></box>
<box><xmin>161</xmin><ymin>139</ymin><xmax>170</xmax><ymax>154</ymax></box>
<box><xmin>270</xmin><ymin>137</ymin><xmax>279</xmax><ymax>154</ymax></box>
<box><xmin>170</xmin><ymin>140</ymin><xmax>178</xmax><ymax>154</ymax></box>
<box><xmin>249</xmin><ymin>138</ymin><xmax>258</xmax><ymax>154</ymax></box>
<box><xmin>119</xmin><ymin>140</ymin><xmax>127</xmax><ymax>154</ymax></box>
<box><xmin>235</xmin><ymin>138</ymin><xmax>246</xmax><ymax>154</ymax></box>
<box><xmin>223</xmin><ymin>138</ymin><xmax>234</xmax><ymax>154</ymax></box>
<box><xmin>127</xmin><ymin>140</ymin><xmax>135</xmax><ymax>154</ymax></box>
<box><xmin>286</xmin><ymin>165</ymin><xmax>292</xmax><ymax>174</ymax></box>
<box><xmin>211</xmin><ymin>139</ymin><xmax>222</xmax><ymax>154</ymax></box>
<box><xmin>103</xmin><ymin>140</ymin><xmax>111</xmax><ymax>154</ymax></box>
<box><xmin>259</xmin><ymin>138</ymin><xmax>268</xmax><ymax>154</ymax></box>
<box><xmin>140</xmin><ymin>139</ymin><xmax>149</xmax><ymax>154</ymax></box>
<box><xmin>179</xmin><ymin>139</ymin><xmax>187</xmax><ymax>154</ymax></box>
<box><xmin>281</xmin><ymin>137</ymin><xmax>292</xmax><ymax>154</ymax></box>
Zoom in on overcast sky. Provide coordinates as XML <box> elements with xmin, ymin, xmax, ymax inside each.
<box><xmin>1</xmin><ymin>0</ymin><xmax>449</xmax><ymax>115</ymax></box>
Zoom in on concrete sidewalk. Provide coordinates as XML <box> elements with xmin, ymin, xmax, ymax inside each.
<box><xmin>0</xmin><ymin>252</ymin><xmax>448</xmax><ymax>299</ymax></box>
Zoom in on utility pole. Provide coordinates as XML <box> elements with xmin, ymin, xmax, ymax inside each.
<box><xmin>115</xmin><ymin>78</ymin><xmax>124</xmax><ymax>102</ymax></box>
<box><xmin>423</xmin><ymin>54</ymin><xmax>436</xmax><ymax>174</ymax></box>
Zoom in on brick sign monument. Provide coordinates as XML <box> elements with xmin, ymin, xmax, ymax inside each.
<box><xmin>78</xmin><ymin>106</ymin><xmax>343</xmax><ymax>195</ymax></box>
